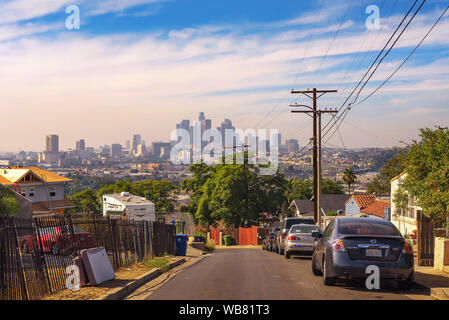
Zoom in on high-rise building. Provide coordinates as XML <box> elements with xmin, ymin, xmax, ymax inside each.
<box><xmin>125</xmin><ymin>140</ymin><xmax>131</xmax><ymax>149</ymax></box>
<box><xmin>110</xmin><ymin>144</ymin><xmax>122</xmax><ymax>158</ymax></box>
<box><xmin>286</xmin><ymin>139</ymin><xmax>299</xmax><ymax>153</ymax></box>
<box><xmin>199</xmin><ymin>112</ymin><xmax>205</xmax><ymax>121</ymax></box>
<box><xmin>46</xmin><ymin>134</ymin><xmax>59</xmax><ymax>153</ymax></box>
<box><xmin>76</xmin><ymin>139</ymin><xmax>85</xmax><ymax>151</ymax></box>
<box><xmin>131</xmin><ymin>134</ymin><xmax>141</xmax><ymax>155</ymax></box>
<box><xmin>152</xmin><ymin>142</ymin><xmax>171</xmax><ymax>159</ymax></box>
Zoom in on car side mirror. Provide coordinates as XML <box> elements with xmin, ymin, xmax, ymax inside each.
<box><xmin>312</xmin><ymin>232</ymin><xmax>322</xmax><ymax>238</ymax></box>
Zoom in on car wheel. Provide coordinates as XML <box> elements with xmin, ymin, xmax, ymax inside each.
<box><xmin>51</xmin><ymin>242</ymin><xmax>60</xmax><ymax>255</ymax></box>
<box><xmin>285</xmin><ymin>251</ymin><xmax>291</xmax><ymax>259</ymax></box>
<box><xmin>323</xmin><ymin>256</ymin><xmax>336</xmax><ymax>286</ymax></box>
<box><xmin>398</xmin><ymin>272</ymin><xmax>414</xmax><ymax>291</ymax></box>
<box><xmin>312</xmin><ymin>252</ymin><xmax>322</xmax><ymax>276</ymax></box>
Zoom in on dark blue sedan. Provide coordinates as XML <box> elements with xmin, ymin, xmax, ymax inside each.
<box><xmin>311</xmin><ymin>217</ymin><xmax>414</xmax><ymax>289</ymax></box>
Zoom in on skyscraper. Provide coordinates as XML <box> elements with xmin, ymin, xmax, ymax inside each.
<box><xmin>110</xmin><ymin>144</ymin><xmax>122</xmax><ymax>158</ymax></box>
<box><xmin>131</xmin><ymin>134</ymin><xmax>141</xmax><ymax>154</ymax></box>
<box><xmin>45</xmin><ymin>134</ymin><xmax>59</xmax><ymax>153</ymax></box>
<box><xmin>76</xmin><ymin>139</ymin><xmax>85</xmax><ymax>151</ymax></box>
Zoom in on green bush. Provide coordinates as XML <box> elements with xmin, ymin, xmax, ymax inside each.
<box><xmin>223</xmin><ymin>235</ymin><xmax>232</xmax><ymax>246</ymax></box>
<box><xmin>0</xmin><ymin>187</ymin><xmax>19</xmax><ymax>217</ymax></box>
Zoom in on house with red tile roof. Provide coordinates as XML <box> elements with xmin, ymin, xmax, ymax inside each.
<box><xmin>345</xmin><ymin>194</ymin><xmax>377</xmax><ymax>217</ymax></box>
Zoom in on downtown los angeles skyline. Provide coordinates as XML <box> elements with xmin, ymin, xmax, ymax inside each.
<box><xmin>0</xmin><ymin>0</ymin><xmax>449</xmax><ymax>152</ymax></box>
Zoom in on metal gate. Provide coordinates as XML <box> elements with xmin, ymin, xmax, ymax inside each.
<box><xmin>417</xmin><ymin>211</ymin><xmax>442</xmax><ymax>266</ymax></box>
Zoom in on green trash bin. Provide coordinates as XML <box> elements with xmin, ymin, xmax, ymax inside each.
<box><xmin>223</xmin><ymin>235</ymin><xmax>232</xmax><ymax>246</ymax></box>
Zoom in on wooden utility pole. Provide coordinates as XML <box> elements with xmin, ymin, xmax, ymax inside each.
<box><xmin>290</xmin><ymin>88</ymin><xmax>337</xmax><ymax>224</ymax></box>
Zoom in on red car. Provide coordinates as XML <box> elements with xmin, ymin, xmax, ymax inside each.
<box><xmin>20</xmin><ymin>225</ymin><xmax>94</xmax><ymax>255</ymax></box>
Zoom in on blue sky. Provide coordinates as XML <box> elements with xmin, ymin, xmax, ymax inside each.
<box><xmin>1</xmin><ymin>0</ymin><xmax>449</xmax><ymax>151</ymax></box>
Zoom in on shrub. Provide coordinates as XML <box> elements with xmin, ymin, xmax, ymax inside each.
<box><xmin>144</xmin><ymin>256</ymin><xmax>171</xmax><ymax>272</ymax></box>
<box><xmin>205</xmin><ymin>239</ymin><xmax>215</xmax><ymax>251</ymax></box>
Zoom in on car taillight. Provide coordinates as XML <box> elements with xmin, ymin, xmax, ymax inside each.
<box><xmin>332</xmin><ymin>239</ymin><xmax>345</xmax><ymax>252</ymax></box>
<box><xmin>287</xmin><ymin>236</ymin><xmax>300</xmax><ymax>241</ymax></box>
<box><xmin>281</xmin><ymin>233</ymin><xmax>287</xmax><ymax>239</ymax></box>
<box><xmin>403</xmin><ymin>242</ymin><xmax>413</xmax><ymax>254</ymax></box>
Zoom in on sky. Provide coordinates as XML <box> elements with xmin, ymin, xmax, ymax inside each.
<box><xmin>0</xmin><ymin>0</ymin><xmax>449</xmax><ymax>152</ymax></box>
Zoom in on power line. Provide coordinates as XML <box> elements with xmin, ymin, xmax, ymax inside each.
<box><xmin>321</xmin><ymin>0</ymin><xmax>425</xmax><ymax>141</ymax></box>
<box><xmin>353</xmin><ymin>5</ymin><xmax>449</xmax><ymax>106</ymax></box>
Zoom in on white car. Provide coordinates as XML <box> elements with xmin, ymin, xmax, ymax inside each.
<box><xmin>284</xmin><ymin>224</ymin><xmax>322</xmax><ymax>259</ymax></box>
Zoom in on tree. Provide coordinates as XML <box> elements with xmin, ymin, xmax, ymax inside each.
<box><xmin>0</xmin><ymin>186</ymin><xmax>19</xmax><ymax>217</ymax></box>
<box><xmin>342</xmin><ymin>168</ymin><xmax>357</xmax><ymax>195</ymax></box>
<box><xmin>291</xmin><ymin>178</ymin><xmax>313</xmax><ymax>200</ymax></box>
<box><xmin>401</xmin><ymin>127</ymin><xmax>449</xmax><ymax>223</ymax></box>
<box><xmin>69</xmin><ymin>189</ymin><xmax>101</xmax><ymax>216</ymax></box>
<box><xmin>367</xmin><ymin>150</ymin><xmax>407</xmax><ymax>194</ymax></box>
<box><xmin>132</xmin><ymin>180</ymin><xmax>179</xmax><ymax>213</ymax></box>
<box><xmin>321</xmin><ymin>178</ymin><xmax>344</xmax><ymax>194</ymax></box>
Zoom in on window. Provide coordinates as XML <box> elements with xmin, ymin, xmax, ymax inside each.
<box><xmin>29</xmin><ymin>187</ymin><xmax>34</xmax><ymax>197</ymax></box>
<box><xmin>408</xmin><ymin>207</ymin><xmax>415</xmax><ymax>219</ymax></box>
<box><xmin>338</xmin><ymin>220</ymin><xmax>401</xmax><ymax>236</ymax></box>
<box><xmin>49</xmin><ymin>186</ymin><xmax>56</xmax><ymax>197</ymax></box>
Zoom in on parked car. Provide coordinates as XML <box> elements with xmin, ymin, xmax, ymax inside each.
<box><xmin>20</xmin><ymin>225</ymin><xmax>94</xmax><ymax>255</ymax></box>
<box><xmin>262</xmin><ymin>235</ymin><xmax>271</xmax><ymax>250</ymax></box>
<box><xmin>284</xmin><ymin>224</ymin><xmax>322</xmax><ymax>259</ymax></box>
<box><xmin>311</xmin><ymin>217</ymin><xmax>414</xmax><ymax>289</ymax></box>
<box><xmin>277</xmin><ymin>217</ymin><xmax>315</xmax><ymax>255</ymax></box>
<box><xmin>269</xmin><ymin>227</ymin><xmax>280</xmax><ymax>252</ymax></box>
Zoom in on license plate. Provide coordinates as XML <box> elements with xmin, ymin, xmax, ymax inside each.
<box><xmin>365</xmin><ymin>248</ymin><xmax>382</xmax><ymax>257</ymax></box>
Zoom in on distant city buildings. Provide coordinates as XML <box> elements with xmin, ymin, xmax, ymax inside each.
<box><xmin>76</xmin><ymin>139</ymin><xmax>85</xmax><ymax>151</ymax></box>
<box><xmin>285</xmin><ymin>139</ymin><xmax>299</xmax><ymax>153</ymax></box>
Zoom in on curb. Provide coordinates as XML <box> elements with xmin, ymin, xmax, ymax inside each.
<box><xmin>412</xmin><ymin>280</ymin><xmax>449</xmax><ymax>300</ymax></box>
<box><xmin>99</xmin><ymin>258</ymin><xmax>186</xmax><ymax>300</ymax></box>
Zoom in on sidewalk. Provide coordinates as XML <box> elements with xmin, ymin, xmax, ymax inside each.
<box><xmin>414</xmin><ymin>266</ymin><xmax>449</xmax><ymax>300</ymax></box>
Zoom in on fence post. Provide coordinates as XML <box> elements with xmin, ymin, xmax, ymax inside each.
<box><xmin>34</xmin><ymin>217</ymin><xmax>52</xmax><ymax>293</ymax></box>
<box><xmin>12</xmin><ymin>218</ymin><xmax>29</xmax><ymax>300</ymax></box>
<box><xmin>93</xmin><ymin>215</ymin><xmax>99</xmax><ymax>247</ymax></box>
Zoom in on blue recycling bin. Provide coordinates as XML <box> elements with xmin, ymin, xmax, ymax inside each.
<box><xmin>175</xmin><ymin>234</ymin><xmax>189</xmax><ymax>256</ymax></box>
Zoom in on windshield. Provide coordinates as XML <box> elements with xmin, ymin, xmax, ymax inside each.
<box><xmin>338</xmin><ymin>220</ymin><xmax>401</xmax><ymax>236</ymax></box>
<box><xmin>290</xmin><ymin>225</ymin><xmax>321</xmax><ymax>234</ymax></box>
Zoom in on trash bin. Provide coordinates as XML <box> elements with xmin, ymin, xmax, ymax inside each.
<box><xmin>223</xmin><ymin>235</ymin><xmax>232</xmax><ymax>246</ymax></box>
<box><xmin>175</xmin><ymin>234</ymin><xmax>189</xmax><ymax>256</ymax></box>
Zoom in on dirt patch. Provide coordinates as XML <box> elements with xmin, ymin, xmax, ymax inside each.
<box><xmin>41</xmin><ymin>263</ymin><xmax>159</xmax><ymax>300</ymax></box>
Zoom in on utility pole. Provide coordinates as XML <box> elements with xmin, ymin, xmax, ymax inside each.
<box><xmin>290</xmin><ymin>88</ymin><xmax>337</xmax><ymax>225</ymax></box>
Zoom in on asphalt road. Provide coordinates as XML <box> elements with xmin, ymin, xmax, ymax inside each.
<box><xmin>146</xmin><ymin>248</ymin><xmax>433</xmax><ymax>300</ymax></box>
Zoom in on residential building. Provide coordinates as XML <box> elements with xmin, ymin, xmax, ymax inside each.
<box><xmin>345</xmin><ymin>193</ymin><xmax>391</xmax><ymax>220</ymax></box>
<box><xmin>345</xmin><ymin>194</ymin><xmax>377</xmax><ymax>216</ymax></box>
<box><xmin>390</xmin><ymin>173</ymin><xmax>419</xmax><ymax>236</ymax></box>
<box><xmin>288</xmin><ymin>194</ymin><xmax>350</xmax><ymax>218</ymax></box>
<box><xmin>102</xmin><ymin>192</ymin><xmax>155</xmax><ymax>222</ymax></box>
<box><xmin>0</xmin><ymin>167</ymin><xmax>74</xmax><ymax>216</ymax></box>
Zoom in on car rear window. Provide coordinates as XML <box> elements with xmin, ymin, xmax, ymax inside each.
<box><xmin>338</xmin><ymin>220</ymin><xmax>401</xmax><ymax>236</ymax></box>
<box><xmin>285</xmin><ymin>219</ymin><xmax>314</xmax><ymax>229</ymax></box>
<box><xmin>290</xmin><ymin>225</ymin><xmax>321</xmax><ymax>234</ymax></box>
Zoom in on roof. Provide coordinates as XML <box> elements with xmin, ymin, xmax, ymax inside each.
<box><xmin>360</xmin><ymin>201</ymin><xmax>391</xmax><ymax>219</ymax></box>
<box><xmin>346</xmin><ymin>194</ymin><xmax>376</xmax><ymax>209</ymax></box>
<box><xmin>0</xmin><ymin>175</ymin><xmax>12</xmax><ymax>185</ymax></box>
<box><xmin>390</xmin><ymin>172</ymin><xmax>406</xmax><ymax>183</ymax></box>
<box><xmin>0</xmin><ymin>167</ymin><xmax>71</xmax><ymax>184</ymax></box>
<box><xmin>104</xmin><ymin>193</ymin><xmax>154</xmax><ymax>205</ymax></box>
<box><xmin>32</xmin><ymin>198</ymin><xmax>75</xmax><ymax>213</ymax></box>
<box><xmin>290</xmin><ymin>194</ymin><xmax>350</xmax><ymax>217</ymax></box>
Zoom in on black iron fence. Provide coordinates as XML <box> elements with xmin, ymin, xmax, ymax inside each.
<box><xmin>0</xmin><ymin>215</ymin><xmax>175</xmax><ymax>300</ymax></box>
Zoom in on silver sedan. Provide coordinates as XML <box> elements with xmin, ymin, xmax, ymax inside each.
<box><xmin>284</xmin><ymin>224</ymin><xmax>322</xmax><ymax>259</ymax></box>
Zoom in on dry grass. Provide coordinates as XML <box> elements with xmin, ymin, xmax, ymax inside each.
<box><xmin>41</xmin><ymin>263</ymin><xmax>158</xmax><ymax>300</ymax></box>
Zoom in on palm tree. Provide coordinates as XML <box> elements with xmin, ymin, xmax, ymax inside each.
<box><xmin>281</xmin><ymin>178</ymin><xmax>295</xmax><ymax>216</ymax></box>
<box><xmin>342</xmin><ymin>168</ymin><xmax>357</xmax><ymax>195</ymax></box>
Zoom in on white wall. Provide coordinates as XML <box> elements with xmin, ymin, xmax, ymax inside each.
<box><xmin>345</xmin><ymin>198</ymin><xmax>360</xmax><ymax>217</ymax></box>
<box><xmin>391</xmin><ymin>174</ymin><xmax>417</xmax><ymax>236</ymax></box>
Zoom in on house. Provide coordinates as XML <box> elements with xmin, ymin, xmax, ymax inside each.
<box><xmin>390</xmin><ymin>173</ymin><xmax>419</xmax><ymax>236</ymax></box>
<box><xmin>288</xmin><ymin>194</ymin><xmax>350</xmax><ymax>218</ymax></box>
<box><xmin>102</xmin><ymin>192</ymin><xmax>155</xmax><ymax>222</ymax></box>
<box><xmin>345</xmin><ymin>194</ymin><xmax>391</xmax><ymax>220</ymax></box>
<box><xmin>345</xmin><ymin>194</ymin><xmax>376</xmax><ymax>216</ymax></box>
<box><xmin>0</xmin><ymin>167</ymin><xmax>74</xmax><ymax>216</ymax></box>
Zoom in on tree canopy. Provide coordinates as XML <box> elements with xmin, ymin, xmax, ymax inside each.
<box><xmin>0</xmin><ymin>186</ymin><xmax>19</xmax><ymax>217</ymax></box>
<box><xmin>400</xmin><ymin>127</ymin><xmax>449</xmax><ymax>223</ymax></box>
